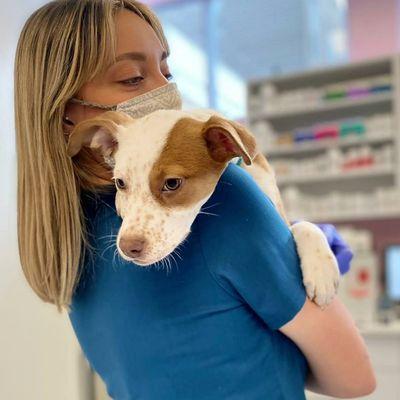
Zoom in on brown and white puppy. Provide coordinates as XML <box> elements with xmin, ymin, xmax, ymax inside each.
<box><xmin>67</xmin><ymin>109</ymin><xmax>339</xmax><ymax>307</ymax></box>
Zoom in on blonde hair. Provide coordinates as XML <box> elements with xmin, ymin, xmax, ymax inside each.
<box><xmin>14</xmin><ymin>0</ymin><xmax>170</xmax><ymax>312</ymax></box>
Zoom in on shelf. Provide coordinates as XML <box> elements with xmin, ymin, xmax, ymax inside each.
<box><xmin>266</xmin><ymin>133</ymin><xmax>394</xmax><ymax>157</ymax></box>
<box><xmin>293</xmin><ymin>210</ymin><xmax>400</xmax><ymax>223</ymax></box>
<box><xmin>250</xmin><ymin>92</ymin><xmax>393</xmax><ymax>122</ymax></box>
<box><xmin>276</xmin><ymin>165</ymin><xmax>393</xmax><ymax>186</ymax></box>
<box><xmin>359</xmin><ymin>321</ymin><xmax>400</xmax><ymax>337</ymax></box>
<box><xmin>247</xmin><ymin>56</ymin><xmax>400</xmax><ymax>226</ymax></box>
<box><xmin>248</xmin><ymin>56</ymin><xmax>392</xmax><ymax>90</ymax></box>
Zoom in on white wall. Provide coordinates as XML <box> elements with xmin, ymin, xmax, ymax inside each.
<box><xmin>0</xmin><ymin>2</ymin><xmax>92</xmax><ymax>399</ymax></box>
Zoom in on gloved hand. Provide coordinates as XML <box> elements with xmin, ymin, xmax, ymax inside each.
<box><xmin>292</xmin><ymin>221</ymin><xmax>353</xmax><ymax>275</ymax></box>
<box><xmin>315</xmin><ymin>223</ymin><xmax>353</xmax><ymax>275</ymax></box>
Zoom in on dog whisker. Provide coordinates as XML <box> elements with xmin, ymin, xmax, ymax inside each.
<box><xmin>165</xmin><ymin>256</ymin><xmax>171</xmax><ymax>275</ymax></box>
<box><xmin>198</xmin><ymin>211</ymin><xmax>219</xmax><ymax>217</ymax></box>
<box><xmin>174</xmin><ymin>244</ymin><xmax>184</xmax><ymax>258</ymax></box>
<box><xmin>174</xmin><ymin>249</ymin><xmax>183</xmax><ymax>261</ymax></box>
<box><xmin>200</xmin><ymin>202</ymin><xmax>221</xmax><ymax>211</ymax></box>
<box><xmin>169</xmin><ymin>252</ymin><xmax>179</xmax><ymax>270</ymax></box>
<box><xmin>166</xmin><ymin>256</ymin><xmax>172</xmax><ymax>274</ymax></box>
<box><xmin>172</xmin><ymin>246</ymin><xmax>184</xmax><ymax>272</ymax></box>
<box><xmin>154</xmin><ymin>259</ymin><xmax>161</xmax><ymax>271</ymax></box>
<box><xmin>98</xmin><ymin>234</ymin><xmax>118</xmax><ymax>241</ymax></box>
<box><xmin>219</xmin><ymin>180</ymin><xmax>232</xmax><ymax>186</ymax></box>
<box><xmin>101</xmin><ymin>242</ymin><xmax>117</xmax><ymax>257</ymax></box>
<box><xmin>111</xmin><ymin>247</ymin><xmax>118</xmax><ymax>269</ymax></box>
<box><xmin>161</xmin><ymin>258</ymin><xmax>168</xmax><ymax>273</ymax></box>
<box><xmin>98</xmin><ymin>200</ymin><xmax>118</xmax><ymax>214</ymax></box>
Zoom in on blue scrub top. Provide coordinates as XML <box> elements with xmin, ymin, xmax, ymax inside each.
<box><xmin>69</xmin><ymin>163</ymin><xmax>309</xmax><ymax>400</ymax></box>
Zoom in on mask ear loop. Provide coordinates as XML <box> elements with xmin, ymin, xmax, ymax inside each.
<box><xmin>69</xmin><ymin>97</ymin><xmax>118</xmax><ymax>111</ymax></box>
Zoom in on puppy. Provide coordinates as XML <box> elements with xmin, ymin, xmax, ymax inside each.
<box><xmin>67</xmin><ymin>109</ymin><xmax>339</xmax><ymax>308</ymax></box>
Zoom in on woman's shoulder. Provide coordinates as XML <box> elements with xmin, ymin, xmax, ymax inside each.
<box><xmin>204</xmin><ymin>163</ymin><xmax>281</xmax><ymax>230</ymax></box>
<box><xmin>196</xmin><ymin>162</ymin><xmax>294</xmax><ymax>268</ymax></box>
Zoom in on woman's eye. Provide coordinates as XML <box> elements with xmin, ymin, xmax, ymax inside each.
<box><xmin>119</xmin><ymin>76</ymin><xmax>144</xmax><ymax>86</ymax></box>
<box><xmin>114</xmin><ymin>178</ymin><xmax>126</xmax><ymax>190</ymax></box>
<box><xmin>119</xmin><ymin>73</ymin><xmax>174</xmax><ymax>86</ymax></box>
<box><xmin>162</xmin><ymin>178</ymin><xmax>183</xmax><ymax>192</ymax></box>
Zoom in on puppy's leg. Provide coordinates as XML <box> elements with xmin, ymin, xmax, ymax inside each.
<box><xmin>291</xmin><ymin>221</ymin><xmax>340</xmax><ymax>308</ymax></box>
<box><xmin>242</xmin><ymin>152</ymin><xmax>339</xmax><ymax>308</ymax></box>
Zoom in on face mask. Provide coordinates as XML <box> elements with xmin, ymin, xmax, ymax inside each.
<box><xmin>69</xmin><ymin>81</ymin><xmax>182</xmax><ymax>118</ymax></box>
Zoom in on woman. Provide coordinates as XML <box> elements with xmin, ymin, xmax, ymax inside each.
<box><xmin>14</xmin><ymin>0</ymin><xmax>375</xmax><ymax>399</ymax></box>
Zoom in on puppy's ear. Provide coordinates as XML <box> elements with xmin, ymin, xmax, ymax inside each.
<box><xmin>66</xmin><ymin>111</ymin><xmax>133</xmax><ymax>158</ymax></box>
<box><xmin>201</xmin><ymin>115</ymin><xmax>257</xmax><ymax>166</ymax></box>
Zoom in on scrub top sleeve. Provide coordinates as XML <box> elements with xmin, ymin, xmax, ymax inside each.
<box><xmin>202</xmin><ymin>164</ymin><xmax>307</xmax><ymax>330</ymax></box>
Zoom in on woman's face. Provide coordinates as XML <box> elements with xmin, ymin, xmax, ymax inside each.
<box><xmin>62</xmin><ymin>9</ymin><xmax>172</xmax><ymax>134</ymax></box>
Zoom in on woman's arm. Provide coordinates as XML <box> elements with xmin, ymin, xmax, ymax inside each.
<box><xmin>280</xmin><ymin>296</ymin><xmax>376</xmax><ymax>398</ymax></box>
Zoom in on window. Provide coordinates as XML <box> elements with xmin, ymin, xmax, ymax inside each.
<box><xmin>150</xmin><ymin>0</ymin><xmax>349</xmax><ymax>120</ymax></box>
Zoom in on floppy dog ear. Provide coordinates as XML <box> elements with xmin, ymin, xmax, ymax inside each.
<box><xmin>66</xmin><ymin>111</ymin><xmax>133</xmax><ymax>159</ymax></box>
<box><xmin>201</xmin><ymin>115</ymin><xmax>258</xmax><ymax>166</ymax></box>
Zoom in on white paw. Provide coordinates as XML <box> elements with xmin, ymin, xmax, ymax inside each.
<box><xmin>291</xmin><ymin>222</ymin><xmax>340</xmax><ymax>309</ymax></box>
<box><xmin>301</xmin><ymin>252</ymin><xmax>339</xmax><ymax>308</ymax></box>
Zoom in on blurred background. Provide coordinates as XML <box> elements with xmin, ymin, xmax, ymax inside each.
<box><xmin>1</xmin><ymin>0</ymin><xmax>399</xmax><ymax>399</ymax></box>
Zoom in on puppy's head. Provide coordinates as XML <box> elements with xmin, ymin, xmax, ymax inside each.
<box><xmin>68</xmin><ymin>109</ymin><xmax>257</xmax><ymax>266</ymax></box>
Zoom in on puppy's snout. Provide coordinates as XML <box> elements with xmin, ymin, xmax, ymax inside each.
<box><xmin>119</xmin><ymin>236</ymin><xmax>147</xmax><ymax>259</ymax></box>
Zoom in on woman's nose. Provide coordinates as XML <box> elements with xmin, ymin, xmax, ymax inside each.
<box><xmin>149</xmin><ymin>62</ymin><xmax>168</xmax><ymax>90</ymax></box>
<box><xmin>148</xmin><ymin>67</ymin><xmax>169</xmax><ymax>91</ymax></box>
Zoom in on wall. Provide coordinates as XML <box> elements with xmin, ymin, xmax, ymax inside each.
<box><xmin>348</xmin><ymin>0</ymin><xmax>400</xmax><ymax>60</ymax></box>
<box><xmin>0</xmin><ymin>1</ymin><xmax>90</xmax><ymax>399</ymax></box>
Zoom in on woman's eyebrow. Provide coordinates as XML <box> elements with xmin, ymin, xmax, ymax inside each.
<box><xmin>115</xmin><ymin>51</ymin><xmax>168</xmax><ymax>62</ymax></box>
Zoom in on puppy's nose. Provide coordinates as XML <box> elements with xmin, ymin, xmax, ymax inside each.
<box><xmin>119</xmin><ymin>236</ymin><xmax>147</xmax><ymax>259</ymax></box>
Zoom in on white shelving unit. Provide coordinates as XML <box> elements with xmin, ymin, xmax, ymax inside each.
<box><xmin>246</xmin><ymin>56</ymin><xmax>400</xmax><ymax>223</ymax></box>
<box><xmin>252</xmin><ymin>91</ymin><xmax>393</xmax><ymax>121</ymax></box>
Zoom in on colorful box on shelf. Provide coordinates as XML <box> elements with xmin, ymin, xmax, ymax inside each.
<box><xmin>342</xmin><ymin>157</ymin><xmax>375</xmax><ymax>170</ymax></box>
<box><xmin>322</xmin><ymin>75</ymin><xmax>392</xmax><ymax>102</ymax></box>
<box><xmin>314</xmin><ymin>125</ymin><xmax>339</xmax><ymax>140</ymax></box>
<box><xmin>290</xmin><ymin>119</ymin><xmax>366</xmax><ymax>144</ymax></box>
<box><xmin>347</xmin><ymin>87</ymin><xmax>370</xmax><ymax>99</ymax></box>
<box><xmin>323</xmin><ymin>89</ymin><xmax>346</xmax><ymax>101</ymax></box>
<box><xmin>370</xmin><ymin>84</ymin><xmax>392</xmax><ymax>94</ymax></box>
<box><xmin>340</xmin><ymin>120</ymin><xmax>366</xmax><ymax>137</ymax></box>
<box><xmin>293</xmin><ymin>129</ymin><xmax>314</xmax><ymax>142</ymax></box>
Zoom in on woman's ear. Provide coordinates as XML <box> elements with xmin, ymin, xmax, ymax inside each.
<box><xmin>201</xmin><ymin>115</ymin><xmax>258</xmax><ymax>166</ymax></box>
<box><xmin>66</xmin><ymin>111</ymin><xmax>132</xmax><ymax>159</ymax></box>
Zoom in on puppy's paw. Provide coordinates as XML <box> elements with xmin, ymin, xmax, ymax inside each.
<box><xmin>291</xmin><ymin>221</ymin><xmax>340</xmax><ymax>309</ymax></box>
<box><xmin>301</xmin><ymin>252</ymin><xmax>339</xmax><ymax>308</ymax></box>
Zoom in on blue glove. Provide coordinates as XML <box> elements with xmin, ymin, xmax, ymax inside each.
<box><xmin>315</xmin><ymin>223</ymin><xmax>353</xmax><ymax>275</ymax></box>
<box><xmin>292</xmin><ymin>221</ymin><xmax>353</xmax><ymax>275</ymax></box>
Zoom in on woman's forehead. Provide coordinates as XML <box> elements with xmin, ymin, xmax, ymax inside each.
<box><xmin>114</xmin><ymin>8</ymin><xmax>165</xmax><ymax>58</ymax></box>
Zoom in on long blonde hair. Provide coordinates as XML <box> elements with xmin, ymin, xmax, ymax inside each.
<box><xmin>14</xmin><ymin>0</ymin><xmax>170</xmax><ymax>312</ymax></box>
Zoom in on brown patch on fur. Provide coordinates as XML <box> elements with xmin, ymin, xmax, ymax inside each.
<box><xmin>149</xmin><ymin>117</ymin><xmax>227</xmax><ymax>208</ymax></box>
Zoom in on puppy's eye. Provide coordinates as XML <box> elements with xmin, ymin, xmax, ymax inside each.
<box><xmin>162</xmin><ymin>178</ymin><xmax>183</xmax><ymax>192</ymax></box>
<box><xmin>114</xmin><ymin>178</ymin><xmax>126</xmax><ymax>190</ymax></box>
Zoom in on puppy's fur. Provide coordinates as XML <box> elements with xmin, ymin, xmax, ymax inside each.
<box><xmin>67</xmin><ymin>109</ymin><xmax>339</xmax><ymax>307</ymax></box>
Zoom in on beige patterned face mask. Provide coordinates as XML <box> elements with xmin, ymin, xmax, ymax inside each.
<box><xmin>69</xmin><ymin>82</ymin><xmax>182</xmax><ymax>118</ymax></box>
